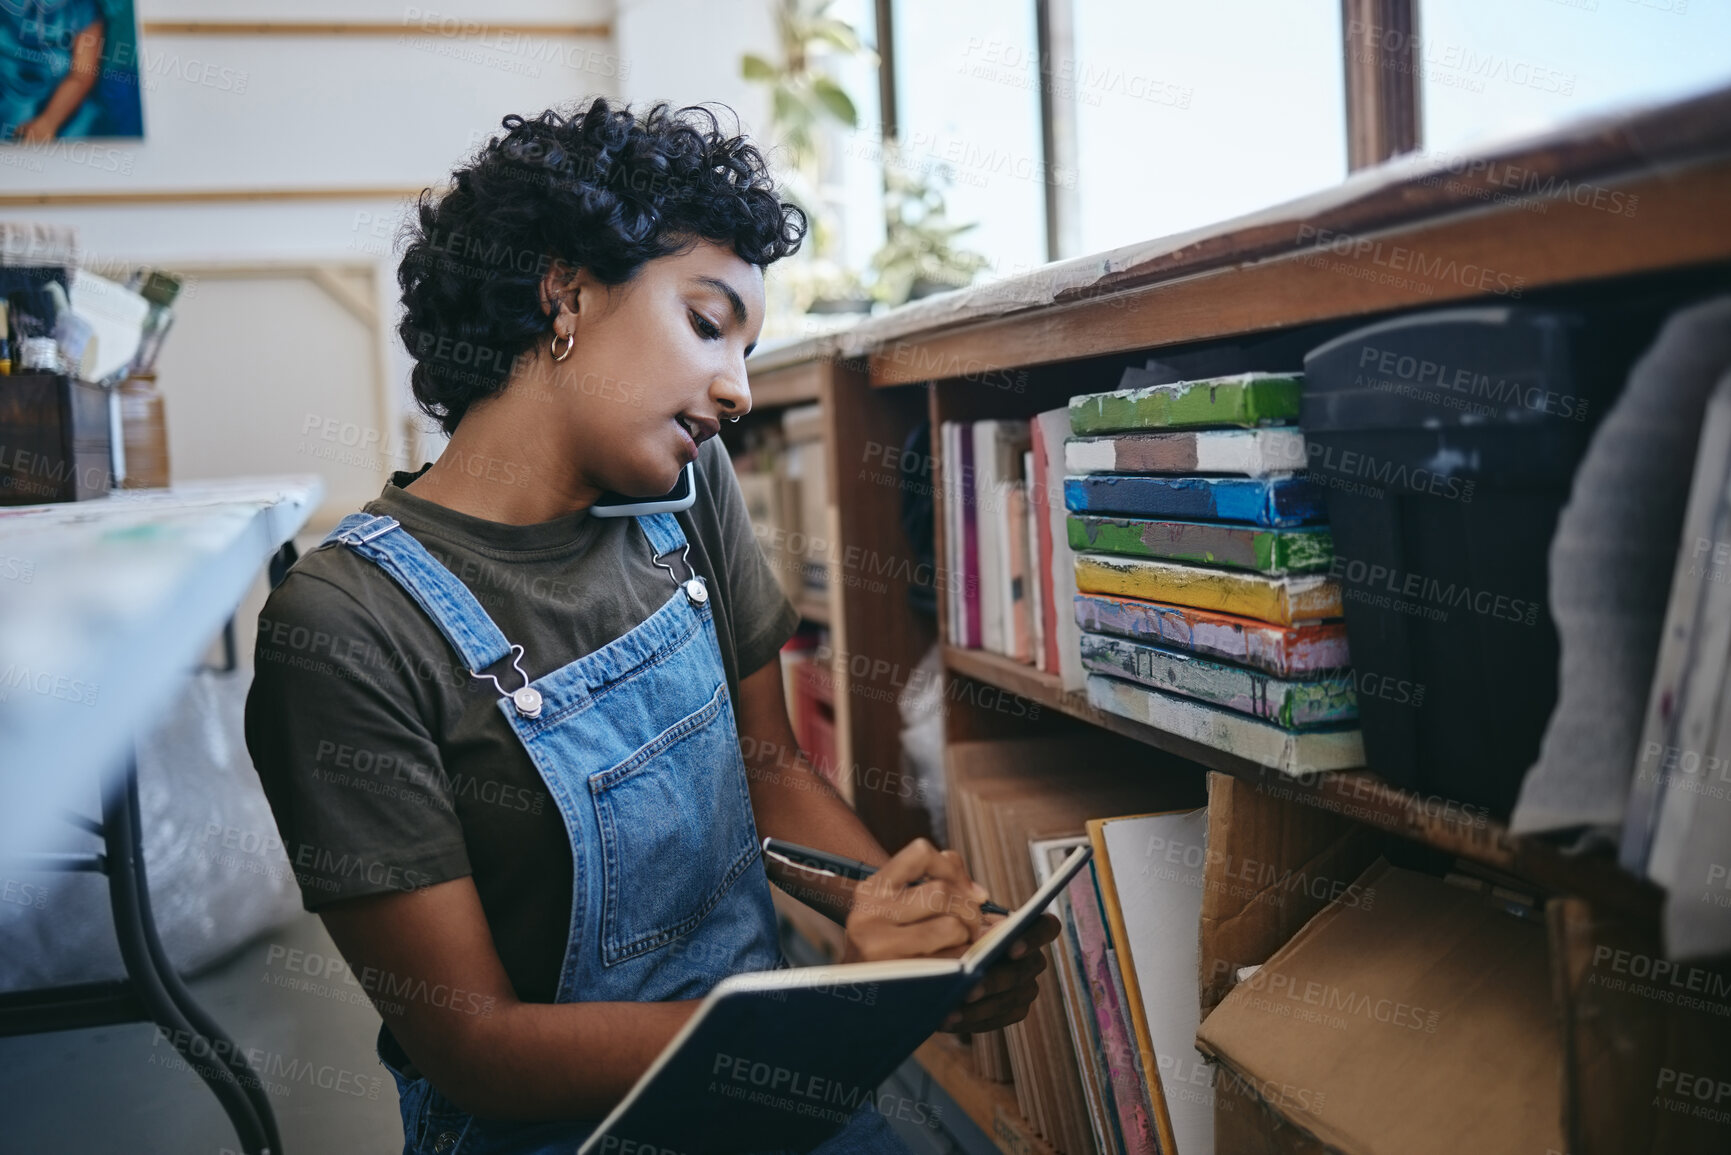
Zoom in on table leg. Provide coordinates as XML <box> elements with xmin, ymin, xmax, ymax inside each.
<box><xmin>104</xmin><ymin>753</ymin><xmax>283</xmax><ymax>1155</ymax></box>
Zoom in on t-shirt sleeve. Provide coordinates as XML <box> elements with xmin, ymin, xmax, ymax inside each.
<box><xmin>695</xmin><ymin>437</ymin><xmax>801</xmax><ymax>680</ymax></box>
<box><xmin>243</xmin><ymin>567</ymin><xmax>472</xmax><ymax>911</ymax></box>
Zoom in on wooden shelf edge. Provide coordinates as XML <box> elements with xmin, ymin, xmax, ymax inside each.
<box><xmin>913</xmin><ymin>1034</ymin><xmax>1059</xmax><ymax>1155</ymax></box>
<box><xmin>797</xmin><ymin>596</ymin><xmax>831</xmax><ymax>624</ymax></box>
<box><xmin>747</xmin><ymin>360</ymin><xmax>825</xmax><ymax>409</ymax></box>
<box><xmin>941</xmin><ymin>645</ymin><xmax>1661</xmax><ymax>922</ymax></box>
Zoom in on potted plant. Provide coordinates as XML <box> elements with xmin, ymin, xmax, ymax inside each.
<box><xmin>742</xmin><ymin>0</ymin><xmax>876</xmax><ymax>315</ymax></box>
<box><xmin>868</xmin><ymin>159</ymin><xmax>990</xmax><ymax>307</ymax></box>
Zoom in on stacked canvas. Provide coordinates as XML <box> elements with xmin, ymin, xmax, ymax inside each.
<box><xmin>1065</xmin><ymin>372</ymin><xmax>1366</xmax><ymax>774</ymax></box>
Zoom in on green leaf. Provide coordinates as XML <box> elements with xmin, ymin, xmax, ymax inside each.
<box><xmin>740</xmin><ymin>53</ymin><xmax>778</xmax><ymax>81</ymax></box>
<box><xmin>808</xmin><ymin>19</ymin><xmax>863</xmax><ymax>54</ymax></box>
<box><xmin>810</xmin><ymin>76</ymin><xmax>857</xmax><ymax>126</ymax></box>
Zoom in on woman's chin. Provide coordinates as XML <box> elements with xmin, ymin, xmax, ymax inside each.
<box><xmin>608</xmin><ymin>465</ymin><xmax>683</xmax><ymax>499</ymax></box>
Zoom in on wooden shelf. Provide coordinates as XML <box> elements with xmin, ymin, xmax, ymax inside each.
<box><xmin>747</xmin><ymin>359</ymin><xmax>824</xmax><ymax>410</ymax></box>
<box><xmin>942</xmin><ymin>645</ymin><xmax>1661</xmax><ymax>923</ymax></box>
<box><xmin>796</xmin><ymin>595</ymin><xmax>830</xmax><ymax>625</ymax></box>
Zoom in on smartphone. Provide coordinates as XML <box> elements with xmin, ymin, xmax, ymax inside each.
<box><xmin>590</xmin><ymin>461</ymin><xmax>697</xmax><ymax>518</ymax></box>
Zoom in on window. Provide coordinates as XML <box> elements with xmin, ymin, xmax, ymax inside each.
<box><xmin>873</xmin><ymin>0</ymin><xmax>1729</xmax><ymax>275</ymax></box>
<box><xmin>1417</xmin><ymin>0</ymin><xmax>1731</xmax><ymax>155</ymax></box>
<box><xmin>1068</xmin><ymin>0</ymin><xmax>1347</xmax><ymax>257</ymax></box>
<box><xmin>890</xmin><ymin>0</ymin><xmax>1048</xmax><ymax>280</ymax></box>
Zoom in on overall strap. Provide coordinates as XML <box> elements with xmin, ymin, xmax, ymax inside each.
<box><xmin>321</xmin><ymin>513</ymin><xmax>514</xmax><ymax>675</ymax></box>
<box><xmin>636</xmin><ymin>511</ymin><xmax>689</xmax><ymax>558</ymax></box>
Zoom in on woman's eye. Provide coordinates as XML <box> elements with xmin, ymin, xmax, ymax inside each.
<box><xmin>690</xmin><ymin>311</ymin><xmax>722</xmax><ymax>340</ymax></box>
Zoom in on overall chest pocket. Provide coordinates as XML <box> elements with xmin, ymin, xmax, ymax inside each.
<box><xmin>588</xmin><ymin>680</ymin><xmax>760</xmax><ymax>966</ymax></box>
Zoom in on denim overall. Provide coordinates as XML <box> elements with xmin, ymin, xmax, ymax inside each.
<box><xmin>322</xmin><ymin>510</ymin><xmax>907</xmax><ymax>1155</ymax></box>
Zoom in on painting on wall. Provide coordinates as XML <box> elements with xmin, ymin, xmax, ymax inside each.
<box><xmin>1</xmin><ymin>0</ymin><xmax>144</xmax><ymax>141</ymax></box>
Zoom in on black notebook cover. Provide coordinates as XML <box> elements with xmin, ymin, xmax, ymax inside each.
<box><xmin>576</xmin><ymin>844</ymin><xmax>1094</xmax><ymax>1154</ymax></box>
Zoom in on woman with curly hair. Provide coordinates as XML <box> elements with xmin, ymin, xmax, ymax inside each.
<box><xmin>244</xmin><ymin>98</ymin><xmax>1055</xmax><ymax>1155</ymax></box>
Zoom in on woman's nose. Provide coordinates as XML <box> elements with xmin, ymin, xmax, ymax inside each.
<box><xmin>713</xmin><ymin>365</ymin><xmax>752</xmax><ymax>420</ymax></box>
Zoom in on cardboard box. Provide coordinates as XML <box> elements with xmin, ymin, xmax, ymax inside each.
<box><xmin>1199</xmin><ymin>772</ymin><xmax>1382</xmax><ymax>1016</ymax></box>
<box><xmin>1196</xmin><ymin>860</ymin><xmax>1563</xmax><ymax>1155</ymax></box>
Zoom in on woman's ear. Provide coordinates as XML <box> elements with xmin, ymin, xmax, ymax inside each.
<box><xmin>538</xmin><ymin>260</ymin><xmax>581</xmax><ymax>321</ymax></box>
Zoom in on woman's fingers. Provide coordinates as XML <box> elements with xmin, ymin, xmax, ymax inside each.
<box><xmin>849</xmin><ymin>838</ymin><xmax>988</xmax><ymax>933</ymax></box>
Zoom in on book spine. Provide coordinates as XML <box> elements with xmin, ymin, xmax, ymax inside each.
<box><xmin>1073</xmin><ymin>854</ymin><xmax>1163</xmax><ymax>1155</ymax></box>
<box><xmin>1074</xmin><ymin>554</ymin><xmax>1344</xmax><ymax>626</ymax></box>
<box><xmin>1067</xmin><ymin>515</ymin><xmax>1333</xmax><ymax>575</ymax></box>
<box><xmin>962</xmin><ymin>424</ymin><xmax>981</xmax><ymax>648</ymax></box>
<box><xmin>1072</xmin><ymin>592</ymin><xmax>1352</xmax><ymax>677</ymax></box>
<box><xmin>1066</xmin><ymin>428</ymin><xmax>1310</xmax><ymax>476</ymax></box>
<box><xmin>942</xmin><ymin>423</ymin><xmax>958</xmax><ymax>645</ymax></box>
<box><xmin>1080</xmin><ymin>633</ymin><xmax>1359</xmax><ymax>727</ymax></box>
<box><xmin>1008</xmin><ymin>481</ymin><xmax>1032</xmax><ymax>663</ymax></box>
<box><xmin>1065</xmin><ymin>474</ymin><xmax>1327</xmax><ymax>528</ymax></box>
<box><xmin>1086</xmin><ymin>674</ymin><xmax>1366</xmax><ymax>773</ymax></box>
<box><xmin>1080</xmin><ymin>834</ymin><xmax>1177</xmax><ymax>1155</ymax></box>
<box><xmin>1038</xmin><ymin>411</ymin><xmax>1076</xmax><ymax>682</ymax></box>
<box><xmin>1069</xmin><ymin>374</ymin><xmax>1302</xmax><ymax>434</ymax></box>
<box><xmin>1023</xmin><ymin>446</ymin><xmax>1045</xmax><ymax>668</ymax></box>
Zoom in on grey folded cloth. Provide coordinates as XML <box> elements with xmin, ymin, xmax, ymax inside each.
<box><xmin>1511</xmin><ymin>296</ymin><xmax>1731</xmax><ymax>838</ymax></box>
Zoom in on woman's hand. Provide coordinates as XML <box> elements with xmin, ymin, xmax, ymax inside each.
<box><xmin>839</xmin><ymin>838</ymin><xmax>990</xmax><ymax>964</ymax></box>
<box><xmin>836</xmin><ymin>838</ymin><xmax>1060</xmax><ymax>1039</ymax></box>
<box><xmin>940</xmin><ymin>912</ymin><xmax>1061</xmax><ymax>1040</ymax></box>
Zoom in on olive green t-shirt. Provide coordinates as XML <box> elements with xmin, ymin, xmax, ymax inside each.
<box><xmin>243</xmin><ymin>437</ymin><xmax>799</xmax><ymax>1011</ymax></box>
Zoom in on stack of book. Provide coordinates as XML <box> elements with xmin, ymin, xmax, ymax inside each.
<box><xmin>1064</xmin><ymin>372</ymin><xmax>1365</xmax><ymax>774</ymax></box>
<box><xmin>941</xmin><ymin>411</ymin><xmax>1086</xmax><ymax>687</ymax></box>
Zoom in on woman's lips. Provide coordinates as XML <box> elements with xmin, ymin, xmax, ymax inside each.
<box><xmin>673</xmin><ymin>418</ymin><xmax>699</xmax><ymax>462</ymax></box>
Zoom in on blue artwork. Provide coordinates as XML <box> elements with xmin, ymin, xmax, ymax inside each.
<box><xmin>1</xmin><ymin>0</ymin><xmax>143</xmax><ymax>141</ymax></box>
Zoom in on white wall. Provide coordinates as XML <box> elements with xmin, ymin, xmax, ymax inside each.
<box><xmin>2</xmin><ymin>0</ymin><xmax>624</xmax><ymax>531</ymax></box>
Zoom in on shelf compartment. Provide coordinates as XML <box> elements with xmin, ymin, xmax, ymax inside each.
<box><xmin>942</xmin><ymin>643</ymin><xmax>1659</xmax><ymax>921</ymax></box>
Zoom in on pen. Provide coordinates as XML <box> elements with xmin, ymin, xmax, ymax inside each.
<box><xmin>762</xmin><ymin>837</ymin><xmax>1011</xmax><ymax>916</ymax></box>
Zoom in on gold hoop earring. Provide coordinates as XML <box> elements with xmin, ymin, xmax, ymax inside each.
<box><xmin>550</xmin><ymin>332</ymin><xmax>575</xmax><ymax>361</ymax></box>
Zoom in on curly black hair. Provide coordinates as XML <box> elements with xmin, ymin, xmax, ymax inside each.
<box><xmin>397</xmin><ymin>98</ymin><xmax>806</xmax><ymax>435</ymax></box>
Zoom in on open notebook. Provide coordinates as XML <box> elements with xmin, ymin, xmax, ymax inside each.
<box><xmin>576</xmin><ymin>844</ymin><xmax>1094</xmax><ymax>1154</ymax></box>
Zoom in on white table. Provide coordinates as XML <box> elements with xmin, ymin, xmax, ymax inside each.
<box><xmin>0</xmin><ymin>475</ymin><xmax>322</xmax><ymax>1155</ymax></box>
